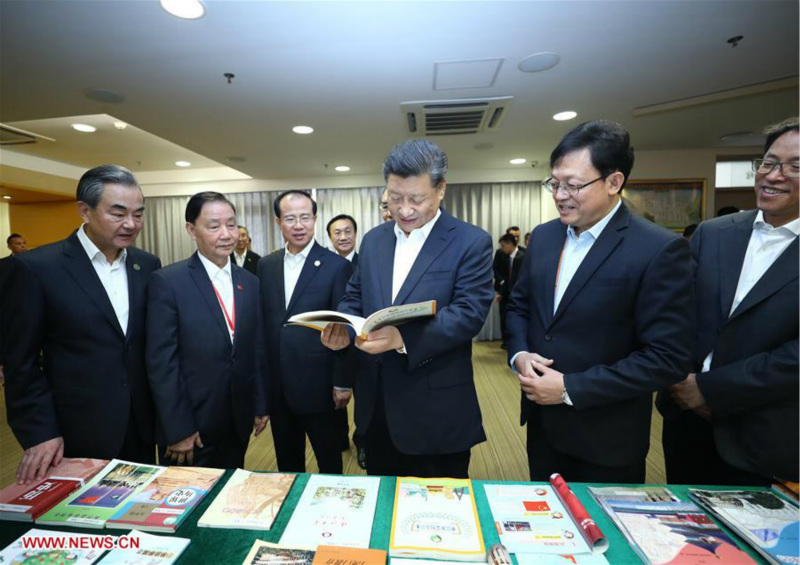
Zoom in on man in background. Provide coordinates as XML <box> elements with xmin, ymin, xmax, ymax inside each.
<box><xmin>495</xmin><ymin>233</ymin><xmax>525</xmax><ymax>348</ymax></box>
<box><xmin>0</xmin><ymin>234</ymin><xmax>29</xmax><ymax>384</ymax></box>
<box><xmin>2</xmin><ymin>165</ymin><xmax>161</xmax><ymax>483</ymax></box>
<box><xmin>380</xmin><ymin>188</ymin><xmax>392</xmax><ymax>222</ymax></box>
<box><xmin>327</xmin><ymin>214</ymin><xmax>359</xmax><ymax>268</ymax></box>
<box><xmin>6</xmin><ymin>233</ymin><xmax>27</xmax><ymax>256</ymax></box>
<box><xmin>231</xmin><ymin>225</ymin><xmax>260</xmax><ymax>275</ymax></box>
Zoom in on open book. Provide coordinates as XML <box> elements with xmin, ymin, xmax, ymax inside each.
<box><xmin>287</xmin><ymin>300</ymin><xmax>436</xmax><ymax>338</ymax></box>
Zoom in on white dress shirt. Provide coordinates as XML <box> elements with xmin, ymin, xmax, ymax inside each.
<box><xmin>345</xmin><ymin>250</ymin><xmax>356</xmax><ymax>262</ymax></box>
<box><xmin>284</xmin><ymin>240</ymin><xmax>314</xmax><ymax>308</ymax></box>
<box><xmin>701</xmin><ymin>211</ymin><xmax>800</xmax><ymax>371</ymax></box>
<box><xmin>77</xmin><ymin>224</ymin><xmax>130</xmax><ymax>335</ymax></box>
<box><xmin>392</xmin><ymin>209</ymin><xmax>441</xmax><ymax>302</ymax></box>
<box><xmin>234</xmin><ymin>250</ymin><xmax>247</xmax><ymax>267</ymax></box>
<box><xmin>197</xmin><ymin>252</ymin><xmax>235</xmax><ymax>342</ymax></box>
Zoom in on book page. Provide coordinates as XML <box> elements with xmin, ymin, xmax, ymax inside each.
<box><xmin>362</xmin><ymin>301</ymin><xmax>436</xmax><ymax>335</ymax></box>
<box><xmin>287</xmin><ymin>311</ymin><xmax>367</xmax><ymax>334</ymax></box>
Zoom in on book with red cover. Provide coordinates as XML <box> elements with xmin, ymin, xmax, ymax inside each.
<box><xmin>0</xmin><ymin>458</ymin><xmax>108</xmax><ymax>522</ymax></box>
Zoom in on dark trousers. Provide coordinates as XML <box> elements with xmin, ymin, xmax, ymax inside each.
<box><xmin>157</xmin><ymin>425</ymin><xmax>247</xmax><ymax>469</ymax></box>
<box><xmin>115</xmin><ymin>411</ymin><xmax>156</xmax><ymax>465</ymax></box>
<box><xmin>270</xmin><ymin>391</ymin><xmax>342</xmax><ymax>474</ymax></box>
<box><xmin>365</xmin><ymin>381</ymin><xmax>470</xmax><ymax>478</ymax></box>
<box><xmin>663</xmin><ymin>411</ymin><xmax>771</xmax><ymax>487</ymax></box>
<box><xmin>336</xmin><ymin>406</ymin><xmax>350</xmax><ymax>448</ymax></box>
<box><xmin>499</xmin><ymin>296</ymin><xmax>508</xmax><ymax>344</ymax></box>
<box><xmin>527</xmin><ymin>417</ymin><xmax>645</xmax><ymax>483</ymax></box>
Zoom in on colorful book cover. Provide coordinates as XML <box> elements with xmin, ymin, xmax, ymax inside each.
<box><xmin>0</xmin><ymin>528</ymin><xmax>106</xmax><ymax>564</ymax></box>
<box><xmin>312</xmin><ymin>545</ymin><xmax>387</xmax><ymax>565</ymax></box>
<box><xmin>389</xmin><ymin>477</ymin><xmax>486</xmax><ymax>562</ymax></box>
<box><xmin>97</xmin><ymin>530</ymin><xmax>191</xmax><ymax>564</ymax></box>
<box><xmin>690</xmin><ymin>489</ymin><xmax>799</xmax><ymax>565</ymax></box>
<box><xmin>280</xmin><ymin>475</ymin><xmax>380</xmax><ymax>549</ymax></box>
<box><xmin>197</xmin><ymin>469</ymin><xmax>296</xmax><ymax>530</ymax></box>
<box><xmin>106</xmin><ymin>466</ymin><xmax>224</xmax><ymax>533</ymax></box>
<box><xmin>36</xmin><ymin>459</ymin><xmax>165</xmax><ymax>528</ymax></box>
<box><xmin>242</xmin><ymin>541</ymin><xmax>316</xmax><ymax>565</ymax></box>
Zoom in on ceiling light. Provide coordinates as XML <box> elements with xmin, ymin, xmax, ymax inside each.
<box><xmin>553</xmin><ymin>111</ymin><xmax>577</xmax><ymax>121</ymax></box>
<box><xmin>334</xmin><ymin>166</ymin><xmax>350</xmax><ymax>172</ymax></box>
<box><xmin>114</xmin><ymin>121</ymin><xmax>127</xmax><ymax>130</ymax></box>
<box><xmin>509</xmin><ymin>158</ymin><xmax>527</xmax><ymax>165</ymax></box>
<box><xmin>175</xmin><ymin>161</ymin><xmax>191</xmax><ymax>167</ymax></box>
<box><xmin>2</xmin><ymin>195</ymin><xmax>11</xmax><ymax>200</ymax></box>
<box><xmin>72</xmin><ymin>124</ymin><xmax>96</xmax><ymax>133</ymax></box>
<box><xmin>292</xmin><ymin>125</ymin><xmax>314</xmax><ymax>135</ymax></box>
<box><xmin>518</xmin><ymin>52</ymin><xmax>560</xmax><ymax>73</ymax></box>
<box><xmin>160</xmin><ymin>0</ymin><xmax>205</xmax><ymax>19</ymax></box>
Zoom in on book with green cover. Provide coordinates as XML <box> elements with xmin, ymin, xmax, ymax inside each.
<box><xmin>36</xmin><ymin>459</ymin><xmax>165</xmax><ymax>529</ymax></box>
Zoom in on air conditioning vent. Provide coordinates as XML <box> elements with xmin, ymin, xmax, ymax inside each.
<box><xmin>401</xmin><ymin>96</ymin><xmax>513</xmax><ymax>136</ymax></box>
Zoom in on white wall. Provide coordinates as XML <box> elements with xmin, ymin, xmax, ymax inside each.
<box><xmin>0</xmin><ymin>201</ymin><xmax>10</xmax><ymax>258</ymax></box>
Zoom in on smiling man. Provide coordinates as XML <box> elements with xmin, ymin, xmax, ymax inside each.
<box><xmin>146</xmin><ymin>192</ymin><xmax>267</xmax><ymax>468</ymax></box>
<box><xmin>327</xmin><ymin>214</ymin><xmax>359</xmax><ymax>267</ymax></box>
<box><xmin>660</xmin><ymin>117</ymin><xmax>799</xmax><ymax>486</ymax></box>
<box><xmin>1</xmin><ymin>165</ymin><xmax>161</xmax><ymax>483</ymax></box>
<box><xmin>506</xmin><ymin>120</ymin><xmax>694</xmax><ymax>483</ymax></box>
<box><xmin>322</xmin><ymin>139</ymin><xmax>494</xmax><ymax>478</ymax></box>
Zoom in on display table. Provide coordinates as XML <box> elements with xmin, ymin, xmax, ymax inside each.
<box><xmin>0</xmin><ymin>472</ymin><xmax>768</xmax><ymax>564</ymax></box>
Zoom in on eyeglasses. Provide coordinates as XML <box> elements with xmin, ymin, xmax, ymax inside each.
<box><xmin>281</xmin><ymin>214</ymin><xmax>315</xmax><ymax>226</ymax></box>
<box><xmin>379</xmin><ymin>202</ymin><xmax>389</xmax><ymax>211</ymax></box>
<box><xmin>543</xmin><ymin>175</ymin><xmax>608</xmax><ymax>196</ymax></box>
<box><xmin>753</xmin><ymin>158</ymin><xmax>799</xmax><ymax>179</ymax></box>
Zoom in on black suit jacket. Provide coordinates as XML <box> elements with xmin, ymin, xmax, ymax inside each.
<box><xmin>492</xmin><ymin>248</ymin><xmax>508</xmax><ymax>293</ymax></box>
<box><xmin>497</xmin><ymin>249</ymin><xmax>525</xmax><ymax>300</ymax></box>
<box><xmin>350</xmin><ymin>251</ymin><xmax>359</xmax><ymax>271</ymax></box>
<box><xmin>146</xmin><ymin>252</ymin><xmax>267</xmax><ymax>446</ymax></box>
<box><xmin>659</xmin><ymin>211</ymin><xmax>798</xmax><ymax>480</ymax></box>
<box><xmin>231</xmin><ymin>250</ymin><xmax>261</xmax><ymax>275</ymax></box>
<box><xmin>258</xmin><ymin>242</ymin><xmax>352</xmax><ymax>415</ymax></box>
<box><xmin>506</xmin><ymin>204</ymin><xmax>694</xmax><ymax>467</ymax></box>
<box><xmin>1</xmin><ymin>232</ymin><xmax>161</xmax><ymax>457</ymax></box>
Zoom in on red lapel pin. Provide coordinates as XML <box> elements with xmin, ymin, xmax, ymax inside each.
<box><xmin>237</xmin><ymin>284</ymin><xmax>243</xmax><ymax>290</ymax></box>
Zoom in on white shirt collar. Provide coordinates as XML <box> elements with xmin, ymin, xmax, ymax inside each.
<box><xmin>393</xmin><ymin>208</ymin><xmax>442</xmax><ymax>242</ymax></box>
<box><xmin>345</xmin><ymin>250</ymin><xmax>356</xmax><ymax>262</ymax></box>
<box><xmin>285</xmin><ymin>238</ymin><xmax>315</xmax><ymax>260</ymax></box>
<box><xmin>567</xmin><ymin>198</ymin><xmax>622</xmax><ymax>241</ymax></box>
<box><xmin>197</xmin><ymin>251</ymin><xmax>232</xmax><ymax>280</ymax></box>
<box><xmin>753</xmin><ymin>210</ymin><xmax>800</xmax><ymax>236</ymax></box>
<box><xmin>77</xmin><ymin>224</ymin><xmax>127</xmax><ymax>265</ymax></box>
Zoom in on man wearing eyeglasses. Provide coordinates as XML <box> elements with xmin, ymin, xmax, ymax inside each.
<box><xmin>257</xmin><ymin>190</ymin><xmax>352</xmax><ymax>474</ymax></box>
<box><xmin>506</xmin><ymin>120</ymin><xmax>694</xmax><ymax>483</ymax></box>
<box><xmin>660</xmin><ymin>117</ymin><xmax>799</xmax><ymax>486</ymax></box>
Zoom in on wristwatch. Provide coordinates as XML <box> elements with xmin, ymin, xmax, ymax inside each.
<box><xmin>561</xmin><ymin>386</ymin><xmax>573</xmax><ymax>406</ymax></box>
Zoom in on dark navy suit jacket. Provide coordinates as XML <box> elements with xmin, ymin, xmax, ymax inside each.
<box><xmin>1</xmin><ymin>232</ymin><xmax>160</xmax><ymax>457</ymax></box>
<box><xmin>258</xmin><ymin>241</ymin><xmax>352</xmax><ymax>415</ymax></box>
<box><xmin>659</xmin><ymin>210</ymin><xmax>798</xmax><ymax>480</ymax></box>
<box><xmin>338</xmin><ymin>209</ymin><xmax>494</xmax><ymax>455</ymax></box>
<box><xmin>506</xmin><ymin>204</ymin><xmax>694</xmax><ymax>467</ymax></box>
<box><xmin>146</xmin><ymin>252</ymin><xmax>266</xmax><ymax>446</ymax></box>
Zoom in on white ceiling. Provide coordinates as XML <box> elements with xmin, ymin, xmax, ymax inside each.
<box><xmin>1</xmin><ymin>0</ymin><xmax>798</xmax><ymax>189</ymax></box>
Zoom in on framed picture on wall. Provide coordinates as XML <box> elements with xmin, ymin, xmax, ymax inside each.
<box><xmin>623</xmin><ymin>179</ymin><xmax>706</xmax><ymax>231</ymax></box>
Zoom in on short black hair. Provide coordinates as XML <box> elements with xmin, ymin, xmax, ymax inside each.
<box><xmin>506</xmin><ymin>226</ymin><xmax>520</xmax><ymax>233</ymax></box>
<box><xmin>273</xmin><ymin>190</ymin><xmax>317</xmax><ymax>218</ymax></box>
<box><xmin>550</xmin><ymin>120</ymin><xmax>635</xmax><ymax>188</ymax></box>
<box><xmin>326</xmin><ymin>214</ymin><xmax>357</xmax><ymax>236</ymax></box>
<box><xmin>682</xmin><ymin>224</ymin><xmax>698</xmax><ymax>238</ymax></box>
<box><xmin>7</xmin><ymin>233</ymin><xmax>23</xmax><ymax>245</ymax></box>
<box><xmin>383</xmin><ymin>139</ymin><xmax>448</xmax><ymax>186</ymax></box>
<box><xmin>76</xmin><ymin>164</ymin><xmax>140</xmax><ymax>208</ymax></box>
<box><xmin>499</xmin><ymin>233</ymin><xmax>517</xmax><ymax>245</ymax></box>
<box><xmin>763</xmin><ymin>117</ymin><xmax>799</xmax><ymax>154</ymax></box>
<box><xmin>185</xmin><ymin>191</ymin><xmax>236</xmax><ymax>224</ymax></box>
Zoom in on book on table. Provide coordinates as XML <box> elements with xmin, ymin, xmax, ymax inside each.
<box><xmin>241</xmin><ymin>541</ymin><xmax>386</xmax><ymax>565</ymax></box>
<box><xmin>105</xmin><ymin>465</ymin><xmax>225</xmax><ymax>533</ymax></box>
<box><xmin>689</xmin><ymin>489</ymin><xmax>799</xmax><ymax>565</ymax></box>
<box><xmin>0</xmin><ymin>458</ymin><xmax>108</xmax><ymax>522</ymax></box>
<box><xmin>197</xmin><ymin>469</ymin><xmax>296</xmax><ymax>530</ymax></box>
<box><xmin>97</xmin><ymin>530</ymin><xmax>191</xmax><ymax>564</ymax></box>
<box><xmin>589</xmin><ymin>486</ymin><xmax>757</xmax><ymax>565</ymax></box>
<box><xmin>287</xmin><ymin>300</ymin><xmax>436</xmax><ymax>338</ymax></box>
<box><xmin>389</xmin><ymin>477</ymin><xmax>486</xmax><ymax>562</ymax></box>
<box><xmin>0</xmin><ymin>528</ymin><xmax>106</xmax><ymax>564</ymax></box>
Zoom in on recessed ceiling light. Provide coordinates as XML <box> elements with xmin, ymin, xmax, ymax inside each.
<box><xmin>509</xmin><ymin>158</ymin><xmax>527</xmax><ymax>165</ymax></box>
<box><xmin>175</xmin><ymin>161</ymin><xmax>191</xmax><ymax>167</ymax></box>
<box><xmin>518</xmin><ymin>52</ymin><xmax>560</xmax><ymax>73</ymax></box>
<box><xmin>292</xmin><ymin>125</ymin><xmax>314</xmax><ymax>135</ymax></box>
<box><xmin>2</xmin><ymin>195</ymin><xmax>11</xmax><ymax>200</ymax></box>
<box><xmin>334</xmin><ymin>166</ymin><xmax>351</xmax><ymax>172</ymax></box>
<box><xmin>553</xmin><ymin>111</ymin><xmax>577</xmax><ymax>121</ymax></box>
<box><xmin>160</xmin><ymin>0</ymin><xmax>205</xmax><ymax>19</ymax></box>
<box><xmin>72</xmin><ymin>124</ymin><xmax>96</xmax><ymax>133</ymax></box>
<box><xmin>114</xmin><ymin>121</ymin><xmax>127</xmax><ymax>130</ymax></box>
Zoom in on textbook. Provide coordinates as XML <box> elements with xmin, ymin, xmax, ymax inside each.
<box><xmin>0</xmin><ymin>528</ymin><xmax>106</xmax><ymax>564</ymax></box>
<box><xmin>37</xmin><ymin>459</ymin><xmax>165</xmax><ymax>529</ymax></box>
<box><xmin>484</xmin><ymin>474</ymin><xmax>607</xmax><ymax>555</ymax></box>
<box><xmin>241</xmin><ymin>542</ymin><xmax>386</xmax><ymax>565</ymax></box>
<box><xmin>106</xmin><ymin>466</ymin><xmax>224</xmax><ymax>533</ymax></box>
<box><xmin>197</xmin><ymin>469</ymin><xmax>296</xmax><ymax>530</ymax></box>
<box><xmin>98</xmin><ymin>530</ymin><xmax>191</xmax><ymax>565</ymax></box>
<box><xmin>689</xmin><ymin>489</ymin><xmax>799</xmax><ymax>565</ymax></box>
<box><xmin>389</xmin><ymin>477</ymin><xmax>486</xmax><ymax>562</ymax></box>
<box><xmin>0</xmin><ymin>458</ymin><xmax>108</xmax><ymax>522</ymax></box>
<box><xmin>287</xmin><ymin>300</ymin><xmax>436</xmax><ymax>338</ymax></box>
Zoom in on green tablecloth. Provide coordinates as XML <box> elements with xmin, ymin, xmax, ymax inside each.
<box><xmin>0</xmin><ymin>472</ymin><xmax>768</xmax><ymax>564</ymax></box>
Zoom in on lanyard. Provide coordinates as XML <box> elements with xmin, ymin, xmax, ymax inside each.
<box><xmin>212</xmin><ymin>283</ymin><xmax>236</xmax><ymax>334</ymax></box>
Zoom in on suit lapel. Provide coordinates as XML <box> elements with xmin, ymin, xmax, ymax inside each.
<box><xmin>542</xmin><ymin>224</ymin><xmax>567</xmax><ymax>325</ymax></box>
<box><xmin>231</xmin><ymin>265</ymin><xmax>246</xmax><ymax>352</ymax></box>
<box><xmin>550</xmin><ymin>206</ymin><xmax>628</xmax><ymax>327</ymax></box>
<box><xmin>124</xmin><ymin>252</ymin><xmax>140</xmax><ymax>342</ymax></box>
<box><xmin>718</xmin><ymin>211</ymin><xmax>756</xmax><ymax>318</ymax></box>
<box><xmin>729</xmin><ymin>236</ymin><xmax>798</xmax><ymax>322</ymax></box>
<box><xmin>377</xmin><ymin>224</ymin><xmax>396</xmax><ymax>309</ymax></box>
<box><xmin>270</xmin><ymin>250</ymin><xmax>287</xmax><ymax>317</ymax></box>
<box><xmin>62</xmin><ymin>232</ymin><xmax>125</xmax><ymax>338</ymax></box>
<box><xmin>286</xmin><ymin>241</ymin><xmax>324</xmax><ymax>316</ymax></box>
<box><xmin>188</xmin><ymin>252</ymin><xmax>231</xmax><ymax>346</ymax></box>
<box><xmin>393</xmin><ymin>211</ymin><xmax>456</xmax><ymax>306</ymax></box>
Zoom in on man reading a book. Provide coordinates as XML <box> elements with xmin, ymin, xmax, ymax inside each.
<box><xmin>322</xmin><ymin>139</ymin><xmax>494</xmax><ymax>479</ymax></box>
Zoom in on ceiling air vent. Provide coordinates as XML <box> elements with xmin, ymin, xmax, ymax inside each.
<box><xmin>401</xmin><ymin>96</ymin><xmax>513</xmax><ymax>136</ymax></box>
<box><xmin>0</xmin><ymin>123</ymin><xmax>54</xmax><ymax>145</ymax></box>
